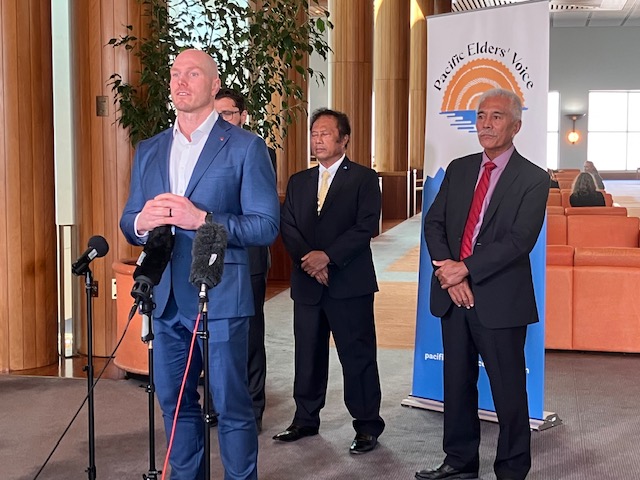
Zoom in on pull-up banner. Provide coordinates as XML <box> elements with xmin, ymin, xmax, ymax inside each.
<box><xmin>410</xmin><ymin>1</ymin><xmax>550</xmax><ymax>421</ymax></box>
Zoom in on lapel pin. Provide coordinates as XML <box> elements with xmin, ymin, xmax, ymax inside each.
<box><xmin>220</xmin><ymin>136</ymin><xmax>225</xmax><ymax>141</ymax></box>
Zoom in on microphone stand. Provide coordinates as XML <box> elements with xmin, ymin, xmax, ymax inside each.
<box><xmin>197</xmin><ymin>284</ymin><xmax>212</xmax><ymax>480</ymax></box>
<box><xmin>82</xmin><ymin>268</ymin><xmax>98</xmax><ymax>480</ymax></box>
<box><xmin>139</xmin><ymin>295</ymin><xmax>161</xmax><ymax>480</ymax></box>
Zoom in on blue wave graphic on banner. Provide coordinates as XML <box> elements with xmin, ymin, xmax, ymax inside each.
<box><xmin>441</xmin><ymin>110</ymin><xmax>478</xmax><ymax>133</ymax></box>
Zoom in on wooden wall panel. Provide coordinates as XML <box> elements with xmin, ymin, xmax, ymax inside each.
<box><xmin>374</xmin><ymin>0</ymin><xmax>410</xmax><ymax>172</ymax></box>
<box><xmin>71</xmin><ymin>0</ymin><xmax>140</xmax><ymax>357</ymax></box>
<box><xmin>409</xmin><ymin>0</ymin><xmax>430</xmax><ymax>171</ymax></box>
<box><xmin>0</xmin><ymin>0</ymin><xmax>57</xmax><ymax>371</ymax></box>
<box><xmin>329</xmin><ymin>0</ymin><xmax>373</xmax><ymax>168</ymax></box>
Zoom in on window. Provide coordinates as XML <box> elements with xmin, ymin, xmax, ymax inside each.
<box><xmin>588</xmin><ymin>91</ymin><xmax>640</xmax><ymax>171</ymax></box>
<box><xmin>547</xmin><ymin>91</ymin><xmax>560</xmax><ymax>170</ymax></box>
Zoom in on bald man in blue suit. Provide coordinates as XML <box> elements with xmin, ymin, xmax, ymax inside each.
<box><xmin>120</xmin><ymin>49</ymin><xmax>279</xmax><ymax>480</ymax></box>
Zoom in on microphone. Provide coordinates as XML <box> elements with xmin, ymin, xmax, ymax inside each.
<box><xmin>130</xmin><ymin>225</ymin><xmax>175</xmax><ymax>308</ymax></box>
<box><xmin>72</xmin><ymin>235</ymin><xmax>109</xmax><ymax>276</ymax></box>
<box><xmin>189</xmin><ymin>222</ymin><xmax>227</xmax><ymax>291</ymax></box>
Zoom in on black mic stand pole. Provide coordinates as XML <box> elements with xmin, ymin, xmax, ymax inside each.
<box><xmin>197</xmin><ymin>285</ymin><xmax>212</xmax><ymax>480</ymax></box>
<box><xmin>82</xmin><ymin>268</ymin><xmax>98</xmax><ymax>480</ymax></box>
<box><xmin>140</xmin><ymin>295</ymin><xmax>161</xmax><ymax>480</ymax></box>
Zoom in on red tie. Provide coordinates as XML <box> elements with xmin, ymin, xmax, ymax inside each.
<box><xmin>460</xmin><ymin>161</ymin><xmax>497</xmax><ymax>260</ymax></box>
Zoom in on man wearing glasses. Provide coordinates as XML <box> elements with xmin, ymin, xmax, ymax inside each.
<box><xmin>214</xmin><ymin>88</ymin><xmax>277</xmax><ymax>433</ymax></box>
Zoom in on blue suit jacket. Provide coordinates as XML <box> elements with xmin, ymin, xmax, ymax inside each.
<box><xmin>120</xmin><ymin>118</ymin><xmax>279</xmax><ymax>321</ymax></box>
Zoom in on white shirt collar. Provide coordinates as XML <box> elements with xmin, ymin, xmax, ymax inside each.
<box><xmin>172</xmin><ymin>110</ymin><xmax>219</xmax><ymax>143</ymax></box>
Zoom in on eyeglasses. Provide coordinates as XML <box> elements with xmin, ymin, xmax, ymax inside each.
<box><xmin>219</xmin><ymin>110</ymin><xmax>240</xmax><ymax>120</ymax></box>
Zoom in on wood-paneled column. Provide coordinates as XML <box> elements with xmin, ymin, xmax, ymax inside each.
<box><xmin>329</xmin><ymin>0</ymin><xmax>373</xmax><ymax>168</ymax></box>
<box><xmin>409</xmin><ymin>0</ymin><xmax>430</xmax><ymax>171</ymax></box>
<box><xmin>374</xmin><ymin>0</ymin><xmax>410</xmax><ymax>172</ymax></box>
<box><xmin>70</xmin><ymin>0</ymin><xmax>141</xmax><ymax>356</ymax></box>
<box><xmin>0</xmin><ymin>0</ymin><xmax>58</xmax><ymax>371</ymax></box>
<box><xmin>409</xmin><ymin>0</ymin><xmax>451</xmax><ymax>170</ymax></box>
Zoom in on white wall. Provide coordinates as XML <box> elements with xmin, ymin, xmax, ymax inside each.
<box><xmin>550</xmin><ymin>26</ymin><xmax>640</xmax><ymax>170</ymax></box>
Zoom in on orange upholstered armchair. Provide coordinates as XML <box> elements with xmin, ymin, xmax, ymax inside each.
<box><xmin>546</xmin><ymin>214</ymin><xmax>567</xmax><ymax>245</ymax></box>
<box><xmin>566</xmin><ymin>215</ymin><xmax>640</xmax><ymax>248</ymax></box>
<box><xmin>564</xmin><ymin>206</ymin><xmax>627</xmax><ymax>216</ymax></box>
<box><xmin>547</xmin><ymin>191</ymin><xmax>561</xmax><ymax>207</ymax></box>
<box><xmin>545</xmin><ymin>245</ymin><xmax>574</xmax><ymax>350</ymax></box>
<box><xmin>572</xmin><ymin>247</ymin><xmax>640</xmax><ymax>352</ymax></box>
<box><xmin>545</xmin><ymin>215</ymin><xmax>640</xmax><ymax>353</ymax></box>
<box><xmin>546</xmin><ymin>206</ymin><xmax>565</xmax><ymax>215</ymax></box>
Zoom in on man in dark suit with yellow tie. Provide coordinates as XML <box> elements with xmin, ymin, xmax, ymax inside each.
<box><xmin>275</xmin><ymin>108</ymin><xmax>385</xmax><ymax>454</ymax></box>
<box><xmin>418</xmin><ymin>89</ymin><xmax>549</xmax><ymax>480</ymax></box>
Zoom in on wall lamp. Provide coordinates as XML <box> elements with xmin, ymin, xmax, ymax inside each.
<box><xmin>566</xmin><ymin>113</ymin><xmax>586</xmax><ymax>144</ymax></box>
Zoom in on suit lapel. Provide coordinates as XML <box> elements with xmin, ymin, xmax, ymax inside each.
<box><xmin>157</xmin><ymin>130</ymin><xmax>172</xmax><ymax>192</ymax></box>
<box><xmin>184</xmin><ymin>119</ymin><xmax>231</xmax><ymax>198</ymax></box>
<box><xmin>304</xmin><ymin>166</ymin><xmax>320</xmax><ymax>217</ymax></box>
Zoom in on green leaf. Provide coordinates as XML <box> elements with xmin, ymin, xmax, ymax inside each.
<box><xmin>108</xmin><ymin>0</ymin><xmax>332</xmax><ymax>148</ymax></box>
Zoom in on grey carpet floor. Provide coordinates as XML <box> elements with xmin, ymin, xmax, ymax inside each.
<box><xmin>2</xmin><ymin>291</ymin><xmax>640</xmax><ymax>479</ymax></box>
<box><xmin>3</xmin><ymin>215</ymin><xmax>640</xmax><ymax>479</ymax></box>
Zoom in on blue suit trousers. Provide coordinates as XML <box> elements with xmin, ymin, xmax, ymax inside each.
<box><xmin>153</xmin><ymin>294</ymin><xmax>258</xmax><ymax>480</ymax></box>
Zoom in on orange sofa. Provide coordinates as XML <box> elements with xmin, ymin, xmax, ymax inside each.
<box><xmin>546</xmin><ymin>208</ymin><xmax>634</xmax><ymax>247</ymax></box>
<box><xmin>547</xmin><ymin>191</ymin><xmax>561</xmax><ymax>207</ymax></box>
<box><xmin>564</xmin><ymin>206</ymin><xmax>627</xmax><ymax>216</ymax></box>
<box><xmin>571</xmin><ymin>247</ymin><xmax>640</xmax><ymax>352</ymax></box>
<box><xmin>545</xmin><ymin>245</ymin><xmax>574</xmax><ymax>350</ymax></box>
<box><xmin>544</xmin><ymin>214</ymin><xmax>640</xmax><ymax>352</ymax></box>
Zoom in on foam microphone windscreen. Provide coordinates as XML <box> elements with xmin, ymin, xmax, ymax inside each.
<box><xmin>89</xmin><ymin>235</ymin><xmax>110</xmax><ymax>257</ymax></box>
<box><xmin>133</xmin><ymin>225</ymin><xmax>175</xmax><ymax>286</ymax></box>
<box><xmin>72</xmin><ymin>235</ymin><xmax>110</xmax><ymax>276</ymax></box>
<box><xmin>189</xmin><ymin>222</ymin><xmax>227</xmax><ymax>289</ymax></box>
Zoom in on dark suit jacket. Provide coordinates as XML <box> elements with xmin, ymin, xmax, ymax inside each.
<box><xmin>120</xmin><ymin>118</ymin><xmax>280</xmax><ymax>320</ymax></box>
<box><xmin>280</xmin><ymin>157</ymin><xmax>381</xmax><ymax>305</ymax></box>
<box><xmin>424</xmin><ymin>150</ymin><xmax>549</xmax><ymax>329</ymax></box>
<box><xmin>569</xmin><ymin>191</ymin><xmax>605</xmax><ymax>207</ymax></box>
<box><xmin>248</xmin><ymin>147</ymin><xmax>277</xmax><ymax>276</ymax></box>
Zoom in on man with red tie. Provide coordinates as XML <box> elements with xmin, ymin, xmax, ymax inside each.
<box><xmin>417</xmin><ymin>89</ymin><xmax>549</xmax><ymax>480</ymax></box>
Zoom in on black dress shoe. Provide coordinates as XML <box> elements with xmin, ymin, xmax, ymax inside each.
<box><xmin>415</xmin><ymin>463</ymin><xmax>478</xmax><ymax>480</ymax></box>
<box><xmin>272</xmin><ymin>424</ymin><xmax>318</xmax><ymax>442</ymax></box>
<box><xmin>349</xmin><ymin>433</ymin><xmax>378</xmax><ymax>454</ymax></box>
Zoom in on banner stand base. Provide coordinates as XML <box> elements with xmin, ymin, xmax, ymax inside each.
<box><xmin>401</xmin><ymin>395</ymin><xmax>562</xmax><ymax>432</ymax></box>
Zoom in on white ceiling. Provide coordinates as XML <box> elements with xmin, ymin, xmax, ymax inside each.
<box><xmin>451</xmin><ymin>0</ymin><xmax>640</xmax><ymax>27</ymax></box>
<box><xmin>310</xmin><ymin>1</ymin><xmax>640</xmax><ymax>27</ymax></box>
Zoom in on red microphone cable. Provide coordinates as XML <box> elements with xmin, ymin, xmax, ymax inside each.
<box><xmin>161</xmin><ymin>311</ymin><xmax>202</xmax><ymax>480</ymax></box>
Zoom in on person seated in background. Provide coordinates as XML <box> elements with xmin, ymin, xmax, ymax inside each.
<box><xmin>583</xmin><ymin>161</ymin><xmax>605</xmax><ymax>190</ymax></box>
<box><xmin>570</xmin><ymin>172</ymin><xmax>606</xmax><ymax>207</ymax></box>
<box><xmin>548</xmin><ymin>169</ymin><xmax>560</xmax><ymax>189</ymax></box>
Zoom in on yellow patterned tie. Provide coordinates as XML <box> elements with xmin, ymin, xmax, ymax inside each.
<box><xmin>317</xmin><ymin>170</ymin><xmax>330</xmax><ymax>214</ymax></box>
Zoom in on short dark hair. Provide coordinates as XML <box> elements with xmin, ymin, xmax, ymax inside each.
<box><xmin>215</xmin><ymin>88</ymin><xmax>246</xmax><ymax>112</ymax></box>
<box><xmin>310</xmin><ymin>108</ymin><xmax>351</xmax><ymax>145</ymax></box>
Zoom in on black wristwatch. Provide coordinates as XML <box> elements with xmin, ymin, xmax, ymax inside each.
<box><xmin>205</xmin><ymin>211</ymin><xmax>214</xmax><ymax>224</ymax></box>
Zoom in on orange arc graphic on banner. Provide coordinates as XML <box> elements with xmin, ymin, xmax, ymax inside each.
<box><xmin>441</xmin><ymin>58</ymin><xmax>524</xmax><ymax>112</ymax></box>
